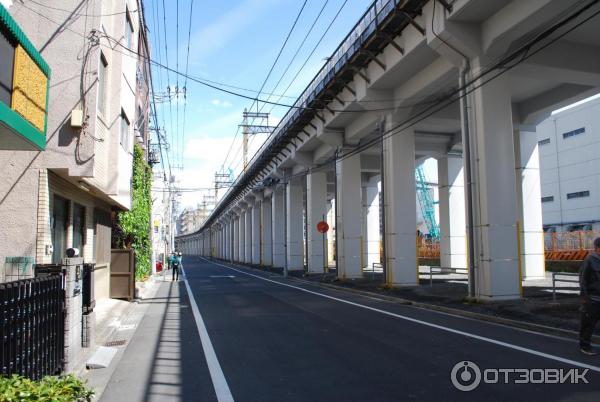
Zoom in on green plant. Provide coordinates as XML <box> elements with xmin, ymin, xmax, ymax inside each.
<box><xmin>0</xmin><ymin>374</ymin><xmax>94</xmax><ymax>401</ymax></box>
<box><xmin>116</xmin><ymin>144</ymin><xmax>153</xmax><ymax>280</ymax></box>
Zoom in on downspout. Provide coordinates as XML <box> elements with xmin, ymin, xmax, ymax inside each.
<box><xmin>283</xmin><ymin>181</ymin><xmax>288</xmax><ymax>278</ymax></box>
<box><xmin>379</xmin><ymin>119</ymin><xmax>387</xmax><ymax>284</ymax></box>
<box><xmin>334</xmin><ymin>149</ymin><xmax>340</xmax><ymax>276</ymax></box>
<box><xmin>459</xmin><ymin>62</ymin><xmax>477</xmax><ymax>299</ymax></box>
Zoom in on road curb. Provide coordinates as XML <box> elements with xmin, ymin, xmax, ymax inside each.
<box><xmin>216</xmin><ymin>259</ymin><xmax>600</xmax><ymax>345</ymax></box>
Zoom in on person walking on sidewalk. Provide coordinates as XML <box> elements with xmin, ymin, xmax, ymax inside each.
<box><xmin>580</xmin><ymin>237</ymin><xmax>600</xmax><ymax>355</ymax></box>
<box><xmin>168</xmin><ymin>252</ymin><xmax>175</xmax><ymax>270</ymax></box>
<box><xmin>172</xmin><ymin>251</ymin><xmax>183</xmax><ymax>281</ymax></box>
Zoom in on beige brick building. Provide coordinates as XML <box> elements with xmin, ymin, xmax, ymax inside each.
<box><xmin>0</xmin><ymin>0</ymin><xmax>151</xmax><ymax>292</ymax></box>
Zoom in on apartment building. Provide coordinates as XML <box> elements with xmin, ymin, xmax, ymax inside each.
<box><xmin>0</xmin><ymin>1</ymin><xmax>151</xmax><ymax>285</ymax></box>
<box><xmin>536</xmin><ymin>96</ymin><xmax>600</xmax><ymax>232</ymax></box>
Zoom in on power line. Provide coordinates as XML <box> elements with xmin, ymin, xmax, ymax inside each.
<box><xmin>176</xmin><ymin>0</ymin><xmax>181</xmax><ymax>170</ymax></box>
<box><xmin>248</xmin><ymin>0</ymin><xmax>309</xmax><ymax>115</ymax></box>
<box><xmin>161</xmin><ymin>0</ymin><xmax>177</xmax><ymax>170</ymax></box>
<box><xmin>268</xmin><ymin>0</ymin><xmax>349</xmax><ymax>114</ymax></box>
<box><xmin>19</xmin><ymin>0</ymin><xmax>439</xmax><ymax>114</ymax></box>
<box><xmin>182</xmin><ymin>0</ymin><xmax>195</xmax><ymax>172</ymax></box>
<box><xmin>26</xmin><ymin>0</ymin><xmax>137</xmax><ymax>17</ymax></box>
<box><xmin>258</xmin><ymin>0</ymin><xmax>330</xmax><ymax>112</ymax></box>
<box><xmin>199</xmin><ymin>0</ymin><xmax>600</xmax><ymax>229</ymax></box>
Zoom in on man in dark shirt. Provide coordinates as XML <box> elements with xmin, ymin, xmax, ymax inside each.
<box><xmin>579</xmin><ymin>237</ymin><xmax>600</xmax><ymax>355</ymax></box>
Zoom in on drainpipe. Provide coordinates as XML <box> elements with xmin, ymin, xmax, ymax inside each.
<box><xmin>283</xmin><ymin>181</ymin><xmax>288</xmax><ymax>278</ymax></box>
<box><xmin>459</xmin><ymin>62</ymin><xmax>477</xmax><ymax>299</ymax></box>
<box><xmin>334</xmin><ymin>149</ymin><xmax>340</xmax><ymax>276</ymax></box>
<box><xmin>379</xmin><ymin>119</ymin><xmax>387</xmax><ymax>284</ymax></box>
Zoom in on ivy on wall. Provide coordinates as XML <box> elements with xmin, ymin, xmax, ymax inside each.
<box><xmin>115</xmin><ymin>144</ymin><xmax>152</xmax><ymax>280</ymax></box>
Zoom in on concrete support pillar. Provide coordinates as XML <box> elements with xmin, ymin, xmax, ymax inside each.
<box><xmin>262</xmin><ymin>197</ymin><xmax>273</xmax><ymax>266</ymax></box>
<box><xmin>326</xmin><ymin>200</ymin><xmax>335</xmax><ymax>266</ymax></box>
<box><xmin>245</xmin><ymin>206</ymin><xmax>252</xmax><ymax>263</ymax></box>
<box><xmin>515</xmin><ymin>130</ymin><xmax>545</xmax><ymax>280</ymax></box>
<box><xmin>336</xmin><ymin>153</ymin><xmax>363</xmax><ymax>279</ymax></box>
<box><xmin>233</xmin><ymin>216</ymin><xmax>240</xmax><ymax>262</ymax></box>
<box><xmin>383</xmin><ymin>126</ymin><xmax>418</xmax><ymax>286</ymax></box>
<box><xmin>239</xmin><ymin>210</ymin><xmax>246</xmax><ymax>263</ymax></box>
<box><xmin>307</xmin><ymin>171</ymin><xmax>327</xmax><ymax>273</ymax></box>
<box><xmin>470</xmin><ymin>66</ymin><xmax>521</xmax><ymax>300</ymax></box>
<box><xmin>221</xmin><ymin>227</ymin><xmax>225</xmax><ymax>259</ymax></box>
<box><xmin>438</xmin><ymin>156</ymin><xmax>467</xmax><ymax>269</ymax></box>
<box><xmin>364</xmin><ymin>176</ymin><xmax>381</xmax><ymax>269</ymax></box>
<box><xmin>286</xmin><ymin>178</ymin><xmax>304</xmax><ymax>271</ymax></box>
<box><xmin>272</xmin><ymin>187</ymin><xmax>285</xmax><ymax>268</ymax></box>
<box><xmin>229</xmin><ymin>219</ymin><xmax>235</xmax><ymax>262</ymax></box>
<box><xmin>225</xmin><ymin>222</ymin><xmax>230</xmax><ymax>261</ymax></box>
<box><xmin>252</xmin><ymin>200</ymin><xmax>261</xmax><ymax>265</ymax></box>
<box><xmin>220</xmin><ymin>226</ymin><xmax>225</xmax><ymax>260</ymax></box>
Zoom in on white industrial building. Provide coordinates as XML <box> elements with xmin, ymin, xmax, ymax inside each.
<box><xmin>537</xmin><ymin>95</ymin><xmax>600</xmax><ymax>233</ymax></box>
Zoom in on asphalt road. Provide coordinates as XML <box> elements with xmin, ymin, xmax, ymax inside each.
<box><xmin>101</xmin><ymin>256</ymin><xmax>600</xmax><ymax>402</ymax></box>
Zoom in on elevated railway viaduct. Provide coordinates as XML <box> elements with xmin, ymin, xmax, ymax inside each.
<box><xmin>177</xmin><ymin>0</ymin><xmax>600</xmax><ymax>300</ymax></box>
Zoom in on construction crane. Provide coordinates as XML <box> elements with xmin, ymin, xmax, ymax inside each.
<box><xmin>415</xmin><ymin>165</ymin><xmax>440</xmax><ymax>239</ymax></box>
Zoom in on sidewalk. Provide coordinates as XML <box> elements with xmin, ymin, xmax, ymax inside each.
<box><xmin>85</xmin><ymin>271</ymin><xmax>216</xmax><ymax>402</ymax></box>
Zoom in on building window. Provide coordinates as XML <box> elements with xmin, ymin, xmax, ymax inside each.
<box><xmin>120</xmin><ymin>109</ymin><xmax>130</xmax><ymax>151</ymax></box>
<box><xmin>538</xmin><ymin>138</ymin><xmax>550</xmax><ymax>146</ymax></box>
<box><xmin>72</xmin><ymin>203</ymin><xmax>86</xmax><ymax>254</ymax></box>
<box><xmin>0</xmin><ymin>28</ymin><xmax>15</xmax><ymax>106</ymax></box>
<box><xmin>125</xmin><ymin>9</ymin><xmax>134</xmax><ymax>50</ymax></box>
<box><xmin>98</xmin><ymin>53</ymin><xmax>108</xmax><ymax>117</ymax></box>
<box><xmin>562</xmin><ymin>127</ymin><xmax>585</xmax><ymax>139</ymax></box>
<box><xmin>51</xmin><ymin>195</ymin><xmax>69</xmax><ymax>264</ymax></box>
<box><xmin>567</xmin><ymin>190</ymin><xmax>590</xmax><ymax>200</ymax></box>
<box><xmin>541</xmin><ymin>196</ymin><xmax>554</xmax><ymax>203</ymax></box>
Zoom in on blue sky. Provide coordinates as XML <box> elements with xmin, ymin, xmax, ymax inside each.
<box><xmin>144</xmin><ymin>0</ymin><xmax>371</xmax><ymax>208</ymax></box>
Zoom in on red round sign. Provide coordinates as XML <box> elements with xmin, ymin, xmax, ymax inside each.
<box><xmin>316</xmin><ymin>221</ymin><xmax>329</xmax><ymax>233</ymax></box>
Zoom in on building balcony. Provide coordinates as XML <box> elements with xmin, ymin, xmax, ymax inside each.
<box><xmin>0</xmin><ymin>4</ymin><xmax>50</xmax><ymax>151</ymax></box>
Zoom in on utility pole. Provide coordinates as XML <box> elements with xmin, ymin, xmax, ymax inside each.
<box><xmin>242</xmin><ymin>109</ymin><xmax>249</xmax><ymax>170</ymax></box>
<box><xmin>239</xmin><ymin>109</ymin><xmax>276</xmax><ymax>171</ymax></box>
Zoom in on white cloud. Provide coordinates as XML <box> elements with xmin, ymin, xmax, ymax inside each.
<box><xmin>0</xmin><ymin>0</ymin><xmax>12</xmax><ymax>8</ymax></box>
<box><xmin>211</xmin><ymin>99</ymin><xmax>233</xmax><ymax>108</ymax></box>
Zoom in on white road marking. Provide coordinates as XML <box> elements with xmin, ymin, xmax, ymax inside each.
<box><xmin>181</xmin><ymin>265</ymin><xmax>235</xmax><ymax>402</ymax></box>
<box><xmin>210</xmin><ymin>275</ymin><xmax>236</xmax><ymax>278</ymax></box>
<box><xmin>199</xmin><ymin>257</ymin><xmax>600</xmax><ymax>374</ymax></box>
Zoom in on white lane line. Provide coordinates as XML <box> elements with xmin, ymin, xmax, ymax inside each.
<box><xmin>199</xmin><ymin>257</ymin><xmax>600</xmax><ymax>374</ymax></box>
<box><xmin>181</xmin><ymin>265</ymin><xmax>235</xmax><ymax>402</ymax></box>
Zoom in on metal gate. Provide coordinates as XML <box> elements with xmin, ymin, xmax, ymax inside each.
<box><xmin>0</xmin><ymin>275</ymin><xmax>64</xmax><ymax>379</ymax></box>
<box><xmin>110</xmin><ymin>249</ymin><xmax>136</xmax><ymax>301</ymax></box>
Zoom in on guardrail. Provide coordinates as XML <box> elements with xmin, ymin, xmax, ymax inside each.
<box><xmin>423</xmin><ymin>266</ymin><xmax>468</xmax><ymax>286</ymax></box>
<box><xmin>551</xmin><ymin>272</ymin><xmax>579</xmax><ymax>302</ymax></box>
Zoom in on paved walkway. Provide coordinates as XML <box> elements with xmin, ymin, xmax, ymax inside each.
<box><xmin>97</xmin><ymin>274</ymin><xmax>216</xmax><ymax>402</ymax></box>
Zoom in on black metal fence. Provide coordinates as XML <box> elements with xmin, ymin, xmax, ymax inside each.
<box><xmin>0</xmin><ymin>274</ymin><xmax>64</xmax><ymax>379</ymax></box>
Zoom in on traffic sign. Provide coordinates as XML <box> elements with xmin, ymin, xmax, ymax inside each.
<box><xmin>317</xmin><ymin>221</ymin><xmax>329</xmax><ymax>233</ymax></box>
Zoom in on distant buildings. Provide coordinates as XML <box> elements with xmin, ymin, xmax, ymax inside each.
<box><xmin>177</xmin><ymin>203</ymin><xmax>211</xmax><ymax>236</ymax></box>
<box><xmin>537</xmin><ymin>96</ymin><xmax>600</xmax><ymax>233</ymax></box>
